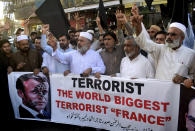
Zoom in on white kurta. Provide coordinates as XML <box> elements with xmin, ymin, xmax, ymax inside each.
<box><xmin>120</xmin><ymin>54</ymin><xmax>154</xmax><ymax>79</ymax></box>
<box><xmin>42</xmin><ymin>52</ymin><xmax>70</xmax><ymax>73</ymax></box>
<box><xmin>52</xmin><ymin>49</ymin><xmax>105</xmax><ymax>74</ymax></box>
<box><xmin>135</xmin><ymin>27</ymin><xmax>195</xmax><ymax>80</ymax></box>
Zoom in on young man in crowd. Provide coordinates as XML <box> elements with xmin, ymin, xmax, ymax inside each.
<box><xmin>155</xmin><ymin>31</ymin><xmax>167</xmax><ymax>44</ymax></box>
<box><xmin>100</xmin><ymin>31</ymin><xmax>125</xmax><ymax>75</ymax></box>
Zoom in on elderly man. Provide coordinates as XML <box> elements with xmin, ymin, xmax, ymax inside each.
<box><xmin>130</xmin><ymin>6</ymin><xmax>195</xmax><ymax>83</ymax></box>
<box><xmin>52</xmin><ymin>31</ymin><xmax>105</xmax><ymax>77</ymax></box>
<box><xmin>9</xmin><ymin>35</ymin><xmax>42</xmax><ymax>72</ymax></box>
<box><xmin>34</xmin><ymin>37</ymin><xmax>44</xmax><ymax>55</ymax></box>
<box><xmin>120</xmin><ymin>36</ymin><xmax>154</xmax><ymax>78</ymax></box>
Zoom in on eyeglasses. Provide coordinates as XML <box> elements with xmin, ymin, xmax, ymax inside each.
<box><xmin>167</xmin><ymin>32</ymin><xmax>178</xmax><ymax>37</ymax></box>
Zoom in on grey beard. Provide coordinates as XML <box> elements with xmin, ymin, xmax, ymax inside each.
<box><xmin>125</xmin><ymin>50</ymin><xmax>135</xmax><ymax>58</ymax></box>
<box><xmin>78</xmin><ymin>45</ymin><xmax>88</xmax><ymax>54</ymax></box>
<box><xmin>165</xmin><ymin>38</ymin><xmax>180</xmax><ymax>49</ymax></box>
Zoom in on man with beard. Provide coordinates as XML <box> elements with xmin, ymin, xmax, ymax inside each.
<box><xmin>120</xmin><ymin>36</ymin><xmax>154</xmax><ymax>78</ymax></box>
<box><xmin>16</xmin><ymin>73</ymin><xmax>50</xmax><ymax>119</ymax></box>
<box><xmin>130</xmin><ymin>5</ymin><xmax>195</xmax><ymax>83</ymax></box>
<box><xmin>41</xmin><ymin>25</ymin><xmax>74</xmax><ymax>74</ymax></box>
<box><xmin>52</xmin><ymin>31</ymin><xmax>105</xmax><ymax>77</ymax></box>
<box><xmin>9</xmin><ymin>35</ymin><xmax>42</xmax><ymax>71</ymax></box>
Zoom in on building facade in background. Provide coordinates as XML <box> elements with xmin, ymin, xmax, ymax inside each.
<box><xmin>0</xmin><ymin>0</ymin><xmax>195</xmax><ymax>35</ymax></box>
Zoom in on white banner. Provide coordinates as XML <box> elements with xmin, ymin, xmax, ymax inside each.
<box><xmin>50</xmin><ymin>74</ymin><xmax>180</xmax><ymax>131</ymax></box>
<box><xmin>8</xmin><ymin>72</ymin><xmax>180</xmax><ymax>130</ymax></box>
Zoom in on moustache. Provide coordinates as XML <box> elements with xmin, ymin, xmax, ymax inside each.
<box><xmin>166</xmin><ymin>38</ymin><xmax>173</xmax><ymax>43</ymax></box>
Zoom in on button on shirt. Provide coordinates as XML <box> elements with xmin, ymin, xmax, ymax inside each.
<box><xmin>52</xmin><ymin>49</ymin><xmax>105</xmax><ymax>74</ymax></box>
<box><xmin>120</xmin><ymin>54</ymin><xmax>154</xmax><ymax>78</ymax></box>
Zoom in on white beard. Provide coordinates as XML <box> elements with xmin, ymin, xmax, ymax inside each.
<box><xmin>125</xmin><ymin>50</ymin><xmax>135</xmax><ymax>58</ymax></box>
<box><xmin>78</xmin><ymin>45</ymin><xmax>88</xmax><ymax>54</ymax></box>
<box><xmin>165</xmin><ymin>38</ymin><xmax>180</xmax><ymax>49</ymax></box>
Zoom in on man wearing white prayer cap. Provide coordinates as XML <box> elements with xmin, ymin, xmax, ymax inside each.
<box><xmin>17</xmin><ymin>35</ymin><xmax>29</xmax><ymax>42</ymax></box>
<box><xmin>51</xmin><ymin>31</ymin><xmax>105</xmax><ymax>78</ymax></box>
<box><xmin>9</xmin><ymin>34</ymin><xmax>42</xmax><ymax>72</ymax></box>
<box><xmin>78</xmin><ymin>32</ymin><xmax>93</xmax><ymax>54</ymax></box>
<box><xmin>169</xmin><ymin>22</ymin><xmax>186</xmax><ymax>34</ymax></box>
<box><xmin>79</xmin><ymin>32</ymin><xmax>93</xmax><ymax>41</ymax></box>
<box><xmin>16</xmin><ymin>35</ymin><xmax>30</xmax><ymax>53</ymax></box>
<box><xmin>130</xmin><ymin>6</ymin><xmax>195</xmax><ymax>84</ymax></box>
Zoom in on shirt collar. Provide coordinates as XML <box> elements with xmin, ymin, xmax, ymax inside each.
<box><xmin>128</xmin><ymin>53</ymin><xmax>141</xmax><ymax>62</ymax></box>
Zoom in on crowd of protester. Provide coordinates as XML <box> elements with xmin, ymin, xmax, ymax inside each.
<box><xmin>0</xmin><ymin>4</ymin><xmax>195</xmax><ymax>131</ymax></box>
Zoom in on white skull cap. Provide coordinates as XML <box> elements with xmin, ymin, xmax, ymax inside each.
<box><xmin>169</xmin><ymin>22</ymin><xmax>186</xmax><ymax>34</ymax></box>
<box><xmin>80</xmin><ymin>32</ymin><xmax>92</xmax><ymax>41</ymax></box>
<box><xmin>17</xmin><ymin>35</ymin><xmax>28</xmax><ymax>42</ymax></box>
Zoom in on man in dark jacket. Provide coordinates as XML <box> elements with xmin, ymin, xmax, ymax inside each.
<box><xmin>9</xmin><ymin>35</ymin><xmax>42</xmax><ymax>72</ymax></box>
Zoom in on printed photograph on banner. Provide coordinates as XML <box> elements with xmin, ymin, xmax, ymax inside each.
<box><xmin>8</xmin><ymin>72</ymin><xmax>51</xmax><ymax>120</ymax></box>
<box><xmin>178</xmin><ymin>84</ymin><xmax>195</xmax><ymax>131</ymax></box>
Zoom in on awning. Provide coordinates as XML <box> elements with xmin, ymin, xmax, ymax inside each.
<box><xmin>124</xmin><ymin>0</ymin><xmax>167</xmax><ymax>8</ymax></box>
<box><xmin>64</xmin><ymin>0</ymin><xmax>120</xmax><ymax>13</ymax></box>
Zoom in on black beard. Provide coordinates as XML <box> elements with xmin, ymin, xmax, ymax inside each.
<box><xmin>20</xmin><ymin>47</ymin><xmax>29</xmax><ymax>53</ymax></box>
